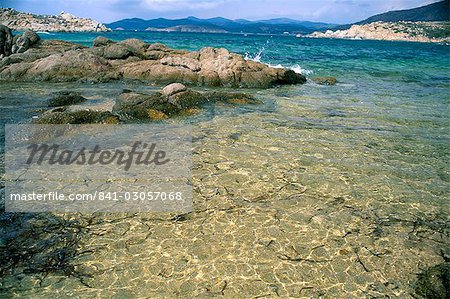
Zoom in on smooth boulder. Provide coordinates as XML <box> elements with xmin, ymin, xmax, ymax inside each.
<box><xmin>93</xmin><ymin>36</ymin><xmax>114</xmax><ymax>47</ymax></box>
<box><xmin>162</xmin><ymin>83</ymin><xmax>187</xmax><ymax>96</ymax></box>
<box><xmin>12</xmin><ymin>30</ymin><xmax>40</xmax><ymax>54</ymax></box>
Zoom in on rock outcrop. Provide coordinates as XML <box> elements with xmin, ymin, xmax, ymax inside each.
<box><xmin>312</xmin><ymin>76</ymin><xmax>337</xmax><ymax>86</ymax></box>
<box><xmin>0</xmin><ymin>8</ymin><xmax>110</xmax><ymax>32</ymax></box>
<box><xmin>36</xmin><ymin>83</ymin><xmax>260</xmax><ymax>124</ymax></box>
<box><xmin>11</xmin><ymin>30</ymin><xmax>41</xmax><ymax>54</ymax></box>
<box><xmin>0</xmin><ymin>31</ymin><xmax>307</xmax><ymax>88</ymax></box>
<box><xmin>113</xmin><ymin>83</ymin><xmax>259</xmax><ymax>120</ymax></box>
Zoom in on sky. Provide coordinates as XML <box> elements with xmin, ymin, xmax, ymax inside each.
<box><xmin>0</xmin><ymin>0</ymin><xmax>440</xmax><ymax>24</ymax></box>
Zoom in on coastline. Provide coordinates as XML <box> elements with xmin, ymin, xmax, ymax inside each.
<box><xmin>308</xmin><ymin>21</ymin><xmax>450</xmax><ymax>44</ymax></box>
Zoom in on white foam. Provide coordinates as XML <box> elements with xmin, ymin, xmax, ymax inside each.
<box><xmin>289</xmin><ymin>64</ymin><xmax>314</xmax><ymax>75</ymax></box>
<box><xmin>244</xmin><ymin>44</ymin><xmax>313</xmax><ymax>76</ymax></box>
<box><xmin>244</xmin><ymin>47</ymin><xmax>265</xmax><ymax>62</ymax></box>
<box><xmin>265</xmin><ymin>63</ymin><xmax>314</xmax><ymax>75</ymax></box>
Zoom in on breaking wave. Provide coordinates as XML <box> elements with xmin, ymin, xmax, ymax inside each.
<box><xmin>244</xmin><ymin>44</ymin><xmax>313</xmax><ymax>76</ymax></box>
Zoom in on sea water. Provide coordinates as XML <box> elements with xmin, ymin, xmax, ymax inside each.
<box><xmin>0</xmin><ymin>32</ymin><xmax>449</xmax><ymax>297</ymax></box>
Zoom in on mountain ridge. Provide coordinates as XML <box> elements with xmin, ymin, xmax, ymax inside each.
<box><xmin>358</xmin><ymin>0</ymin><xmax>449</xmax><ymax>24</ymax></box>
<box><xmin>106</xmin><ymin>17</ymin><xmax>336</xmax><ymax>34</ymax></box>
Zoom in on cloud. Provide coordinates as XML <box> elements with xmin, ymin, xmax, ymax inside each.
<box><xmin>1</xmin><ymin>0</ymin><xmax>442</xmax><ymax>23</ymax></box>
<box><xmin>140</xmin><ymin>0</ymin><xmax>226</xmax><ymax>11</ymax></box>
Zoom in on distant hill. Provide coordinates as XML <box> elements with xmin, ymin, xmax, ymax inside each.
<box><xmin>106</xmin><ymin>17</ymin><xmax>336</xmax><ymax>34</ymax></box>
<box><xmin>358</xmin><ymin>0</ymin><xmax>449</xmax><ymax>24</ymax></box>
<box><xmin>146</xmin><ymin>25</ymin><xmax>227</xmax><ymax>33</ymax></box>
<box><xmin>331</xmin><ymin>0</ymin><xmax>449</xmax><ymax>31</ymax></box>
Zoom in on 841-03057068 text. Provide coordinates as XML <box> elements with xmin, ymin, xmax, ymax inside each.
<box><xmin>9</xmin><ymin>191</ymin><xmax>185</xmax><ymax>201</ymax></box>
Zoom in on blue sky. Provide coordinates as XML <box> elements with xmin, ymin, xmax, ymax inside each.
<box><xmin>1</xmin><ymin>0</ymin><xmax>439</xmax><ymax>24</ymax></box>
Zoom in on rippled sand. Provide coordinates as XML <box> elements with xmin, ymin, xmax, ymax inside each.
<box><xmin>0</xmin><ymin>82</ymin><xmax>448</xmax><ymax>298</ymax></box>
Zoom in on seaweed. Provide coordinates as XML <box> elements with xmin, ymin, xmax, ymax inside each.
<box><xmin>0</xmin><ymin>211</ymin><xmax>93</xmax><ymax>294</ymax></box>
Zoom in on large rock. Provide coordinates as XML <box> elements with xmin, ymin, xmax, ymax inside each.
<box><xmin>119</xmin><ymin>38</ymin><xmax>148</xmax><ymax>57</ymax></box>
<box><xmin>0</xmin><ymin>25</ymin><xmax>13</xmax><ymax>57</ymax></box>
<box><xmin>93</xmin><ymin>36</ymin><xmax>114</xmax><ymax>47</ymax></box>
<box><xmin>113</xmin><ymin>91</ymin><xmax>178</xmax><ymax>119</ymax></box>
<box><xmin>0</xmin><ymin>40</ymin><xmax>86</xmax><ymax>68</ymax></box>
<box><xmin>1</xmin><ymin>49</ymin><xmax>114</xmax><ymax>82</ymax></box>
<box><xmin>167</xmin><ymin>90</ymin><xmax>207</xmax><ymax>109</ymax></box>
<box><xmin>12</xmin><ymin>30</ymin><xmax>41</xmax><ymax>54</ymax></box>
<box><xmin>204</xmin><ymin>91</ymin><xmax>259</xmax><ymax>104</ymax></box>
<box><xmin>102</xmin><ymin>43</ymin><xmax>132</xmax><ymax>60</ymax></box>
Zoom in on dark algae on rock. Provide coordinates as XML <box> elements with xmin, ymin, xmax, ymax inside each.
<box><xmin>47</xmin><ymin>91</ymin><xmax>88</xmax><ymax>107</ymax></box>
<box><xmin>35</xmin><ymin>83</ymin><xmax>260</xmax><ymax>124</ymax></box>
<box><xmin>415</xmin><ymin>262</ymin><xmax>450</xmax><ymax>299</ymax></box>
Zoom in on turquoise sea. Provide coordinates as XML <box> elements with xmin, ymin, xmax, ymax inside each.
<box><xmin>0</xmin><ymin>32</ymin><xmax>449</xmax><ymax>297</ymax></box>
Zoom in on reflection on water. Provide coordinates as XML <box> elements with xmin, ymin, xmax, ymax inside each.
<box><xmin>0</xmin><ymin>79</ymin><xmax>448</xmax><ymax>297</ymax></box>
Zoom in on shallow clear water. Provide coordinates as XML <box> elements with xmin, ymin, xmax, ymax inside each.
<box><xmin>0</xmin><ymin>32</ymin><xmax>449</xmax><ymax>298</ymax></box>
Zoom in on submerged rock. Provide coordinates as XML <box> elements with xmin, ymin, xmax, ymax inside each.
<box><xmin>113</xmin><ymin>83</ymin><xmax>259</xmax><ymax>120</ymax></box>
<box><xmin>47</xmin><ymin>91</ymin><xmax>88</xmax><ymax>107</ymax></box>
<box><xmin>33</xmin><ymin>83</ymin><xmax>260</xmax><ymax>124</ymax></box>
<box><xmin>312</xmin><ymin>76</ymin><xmax>337</xmax><ymax>85</ymax></box>
<box><xmin>204</xmin><ymin>91</ymin><xmax>259</xmax><ymax>104</ymax></box>
<box><xmin>415</xmin><ymin>262</ymin><xmax>449</xmax><ymax>299</ymax></box>
<box><xmin>35</xmin><ymin>109</ymin><xmax>119</xmax><ymax>124</ymax></box>
<box><xmin>113</xmin><ymin>91</ymin><xmax>177</xmax><ymax>119</ymax></box>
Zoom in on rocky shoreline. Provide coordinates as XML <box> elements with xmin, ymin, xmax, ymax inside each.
<box><xmin>0</xmin><ymin>27</ymin><xmax>306</xmax><ymax>88</ymax></box>
<box><xmin>0</xmin><ymin>8</ymin><xmax>110</xmax><ymax>32</ymax></box>
<box><xmin>308</xmin><ymin>21</ymin><xmax>450</xmax><ymax>43</ymax></box>
<box><xmin>0</xmin><ymin>25</ymin><xmax>307</xmax><ymax>124</ymax></box>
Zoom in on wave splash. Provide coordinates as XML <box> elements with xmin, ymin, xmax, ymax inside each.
<box><xmin>244</xmin><ymin>45</ymin><xmax>313</xmax><ymax>76</ymax></box>
<box><xmin>244</xmin><ymin>47</ymin><xmax>264</xmax><ymax>62</ymax></box>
